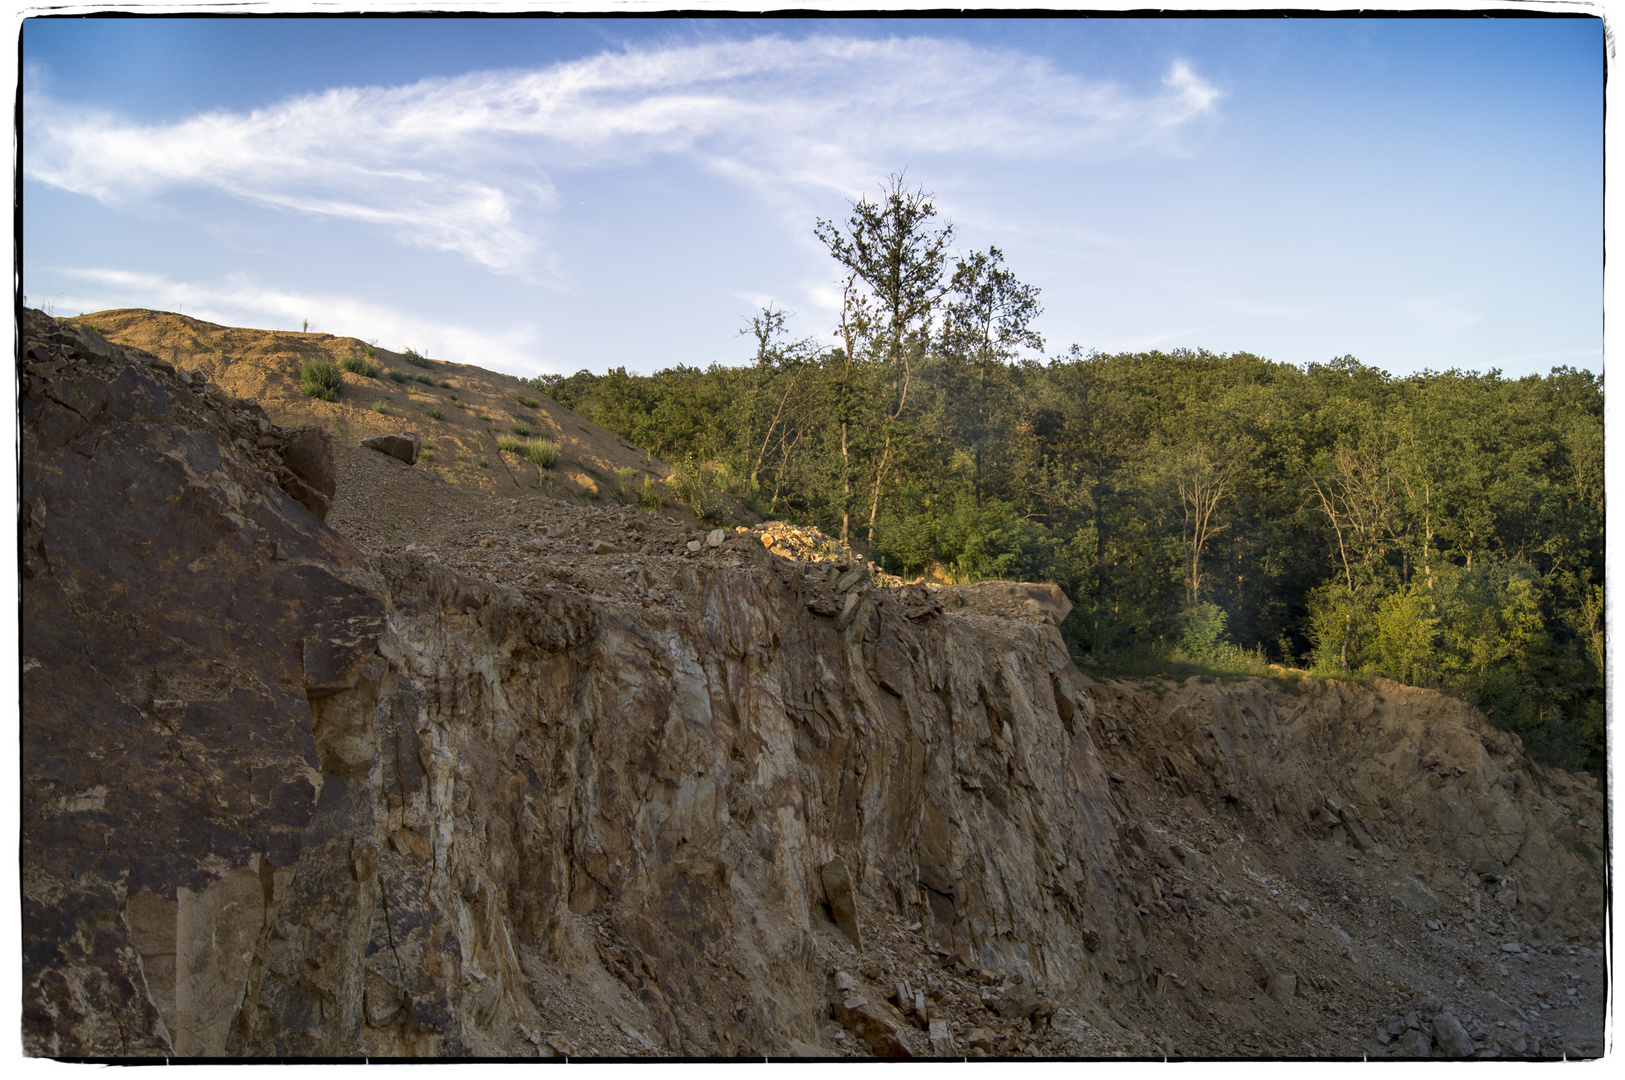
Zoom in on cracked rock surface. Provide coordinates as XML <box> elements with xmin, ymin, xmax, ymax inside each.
<box><xmin>20</xmin><ymin>308</ymin><xmax>1606</xmax><ymax>1059</ymax></box>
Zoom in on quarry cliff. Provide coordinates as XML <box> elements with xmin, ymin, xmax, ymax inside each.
<box><xmin>21</xmin><ymin>309</ymin><xmax>1606</xmax><ymax>1058</ymax></box>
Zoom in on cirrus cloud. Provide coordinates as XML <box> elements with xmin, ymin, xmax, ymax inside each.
<box><xmin>26</xmin><ymin>35</ymin><xmax>1220</xmax><ymax>275</ymax></box>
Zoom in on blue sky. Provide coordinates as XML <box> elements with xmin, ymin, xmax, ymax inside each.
<box><xmin>22</xmin><ymin>15</ymin><xmax>1602</xmax><ymax>380</ymax></box>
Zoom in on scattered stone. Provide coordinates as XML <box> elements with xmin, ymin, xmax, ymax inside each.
<box><xmin>1397</xmin><ymin>1029</ymin><xmax>1432</xmax><ymax>1057</ymax></box>
<box><xmin>1266</xmin><ymin>973</ymin><xmax>1298</xmax><ymax>1003</ymax></box>
<box><xmin>592</xmin><ymin>540</ymin><xmax>623</xmax><ymax>555</ymax></box>
<box><xmin>705</xmin><ymin>528</ymin><xmax>726</xmax><ymax>548</ymax></box>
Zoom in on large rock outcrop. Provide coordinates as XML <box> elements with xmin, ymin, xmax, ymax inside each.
<box><xmin>21</xmin><ymin>308</ymin><xmax>1605</xmax><ymax>1058</ymax></box>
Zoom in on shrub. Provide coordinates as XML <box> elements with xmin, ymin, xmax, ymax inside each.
<box><xmin>1178</xmin><ymin>603</ymin><xmax>1231</xmax><ymax>663</ymax></box>
<box><xmin>429</xmin><ymin>407</ymin><xmax>444</xmax><ymax>420</ymax></box>
<box><xmin>421</xmin><ymin>448</ymin><xmax>435</xmax><ymax>462</ymax></box>
<box><xmin>496</xmin><ymin>434</ymin><xmax>524</xmax><ymax>453</ymax></box>
<box><xmin>300</xmin><ymin>359</ymin><xmax>343</xmax><ymax>401</ymax></box>
<box><xmin>516</xmin><ymin>395</ymin><xmax>540</xmax><ymax>408</ymax></box>
<box><xmin>478</xmin><ymin>458</ymin><xmax>489</xmax><ymax>468</ymax></box>
<box><xmin>402</xmin><ymin>348</ymin><xmax>434</xmax><ymax>368</ymax></box>
<box><xmin>440</xmin><ymin>380</ymin><xmax>453</xmax><ymax>389</ymax></box>
<box><xmin>387</xmin><ymin>368</ymin><xmax>407</xmax><ymax>383</ymax></box>
<box><xmin>618</xmin><ymin>466</ymin><xmax>638</xmax><ymax>498</ymax></box>
<box><xmin>339</xmin><ymin>352</ymin><xmax>380</xmax><ymax>377</ymax></box>
<box><xmin>479</xmin><ymin>413</ymin><xmax>493</xmax><ymax>421</ymax></box>
<box><xmin>453</xmin><ymin>401</ymin><xmax>467</xmax><ymax>409</ymax></box>
<box><xmin>637</xmin><ymin>475</ymin><xmax>662</xmax><ymax>511</ymax></box>
<box><xmin>411</xmin><ymin>372</ymin><xmax>436</xmax><ymax>386</ymax></box>
<box><xmin>512</xmin><ymin>422</ymin><xmax>532</xmax><ymax>437</ymax></box>
<box><xmin>524</xmin><ymin>439</ymin><xmax>557</xmax><ymax>469</ymax></box>
<box><xmin>370</xmin><ymin>401</ymin><xmax>387</xmax><ymax>414</ymax></box>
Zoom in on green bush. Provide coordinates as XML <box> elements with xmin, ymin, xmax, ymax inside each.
<box><xmin>402</xmin><ymin>348</ymin><xmax>434</xmax><ymax>368</ymax></box>
<box><xmin>300</xmin><ymin>359</ymin><xmax>343</xmax><ymax>401</ymax></box>
<box><xmin>429</xmin><ymin>407</ymin><xmax>444</xmax><ymax>420</ymax></box>
<box><xmin>339</xmin><ymin>352</ymin><xmax>380</xmax><ymax>378</ymax></box>
<box><xmin>421</xmin><ymin>448</ymin><xmax>435</xmax><ymax>462</ymax></box>
<box><xmin>411</xmin><ymin>372</ymin><xmax>436</xmax><ymax>386</ymax></box>
<box><xmin>440</xmin><ymin>380</ymin><xmax>453</xmax><ymax>389</ymax></box>
<box><xmin>516</xmin><ymin>395</ymin><xmax>540</xmax><ymax>408</ymax></box>
<box><xmin>1178</xmin><ymin>603</ymin><xmax>1230</xmax><ymax>663</ymax></box>
<box><xmin>478</xmin><ymin>458</ymin><xmax>489</xmax><ymax>468</ymax></box>
<box><xmin>496</xmin><ymin>434</ymin><xmax>524</xmax><ymax>453</ymax></box>
<box><xmin>370</xmin><ymin>401</ymin><xmax>387</xmax><ymax>415</ymax></box>
<box><xmin>387</xmin><ymin>368</ymin><xmax>406</xmax><ymax>383</ymax></box>
<box><xmin>512</xmin><ymin>422</ymin><xmax>532</xmax><ymax>437</ymax></box>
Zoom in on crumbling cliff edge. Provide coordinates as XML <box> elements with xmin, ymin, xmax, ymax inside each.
<box><xmin>21</xmin><ymin>310</ymin><xmax>1605</xmax><ymax>1058</ymax></box>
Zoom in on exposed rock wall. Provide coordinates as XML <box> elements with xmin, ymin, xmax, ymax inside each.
<box><xmin>21</xmin><ymin>310</ymin><xmax>1605</xmax><ymax>1058</ymax></box>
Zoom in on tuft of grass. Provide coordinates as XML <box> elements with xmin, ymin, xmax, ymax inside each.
<box><xmin>339</xmin><ymin>352</ymin><xmax>381</xmax><ymax>378</ymax></box>
<box><xmin>429</xmin><ymin>407</ymin><xmax>444</xmax><ymax>420</ymax></box>
<box><xmin>370</xmin><ymin>401</ymin><xmax>387</xmax><ymax>414</ymax></box>
<box><xmin>439</xmin><ymin>380</ymin><xmax>453</xmax><ymax>389</ymax></box>
<box><xmin>387</xmin><ymin>368</ymin><xmax>407</xmax><ymax>383</ymax></box>
<box><xmin>512</xmin><ymin>422</ymin><xmax>532</xmax><ymax>437</ymax></box>
<box><xmin>579</xmin><ymin>424</ymin><xmax>592</xmax><ymax>435</ymax></box>
<box><xmin>411</xmin><ymin>372</ymin><xmax>436</xmax><ymax>386</ymax></box>
<box><xmin>478</xmin><ymin>457</ymin><xmax>489</xmax><ymax>468</ymax></box>
<box><xmin>479</xmin><ymin>412</ymin><xmax>493</xmax><ymax>421</ymax></box>
<box><xmin>516</xmin><ymin>395</ymin><xmax>540</xmax><ymax>408</ymax></box>
<box><xmin>523</xmin><ymin>439</ymin><xmax>557</xmax><ymax>469</ymax></box>
<box><xmin>618</xmin><ymin>466</ymin><xmax>638</xmax><ymax>498</ymax></box>
<box><xmin>496</xmin><ymin>434</ymin><xmax>524</xmax><ymax>453</ymax></box>
<box><xmin>453</xmin><ymin>401</ymin><xmax>467</xmax><ymax>409</ymax></box>
<box><xmin>300</xmin><ymin>359</ymin><xmax>343</xmax><ymax>401</ymax></box>
<box><xmin>637</xmin><ymin>475</ymin><xmax>662</xmax><ymax>511</ymax></box>
<box><xmin>421</xmin><ymin>448</ymin><xmax>435</xmax><ymax>462</ymax></box>
<box><xmin>402</xmin><ymin>348</ymin><xmax>434</xmax><ymax>368</ymax></box>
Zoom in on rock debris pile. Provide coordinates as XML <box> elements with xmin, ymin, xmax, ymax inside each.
<box><xmin>20</xmin><ymin>309</ymin><xmax>1605</xmax><ymax>1059</ymax></box>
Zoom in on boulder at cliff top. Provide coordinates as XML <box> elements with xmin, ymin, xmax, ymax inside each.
<box><xmin>361</xmin><ymin>432</ymin><xmax>421</xmax><ymax>465</ymax></box>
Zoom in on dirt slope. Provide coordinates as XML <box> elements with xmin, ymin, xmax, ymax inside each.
<box><xmin>73</xmin><ymin>308</ymin><xmax>704</xmax><ymax>515</ymax></box>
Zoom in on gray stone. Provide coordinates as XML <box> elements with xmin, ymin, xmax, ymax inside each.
<box><xmin>704</xmin><ymin>528</ymin><xmax>726</xmax><ymax>548</ymax></box>
<box><xmin>1433</xmin><ymin>1012</ymin><xmax>1474</xmax><ymax>1057</ymax></box>
<box><xmin>993</xmin><ymin>983</ymin><xmax>1040</xmax><ymax>1020</ymax></box>
<box><xmin>361</xmin><ymin>432</ymin><xmax>421</xmax><ymax>465</ymax></box>
<box><xmin>928</xmin><ymin>1018</ymin><xmax>956</xmax><ymax>1057</ymax></box>
<box><xmin>1397</xmin><ymin>1029</ymin><xmax>1432</xmax><ymax>1057</ymax></box>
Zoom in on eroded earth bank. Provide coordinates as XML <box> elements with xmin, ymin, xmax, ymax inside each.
<box><xmin>21</xmin><ymin>311</ymin><xmax>1607</xmax><ymax>1058</ymax></box>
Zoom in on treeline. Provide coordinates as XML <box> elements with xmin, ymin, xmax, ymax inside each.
<box><xmin>534</xmin><ymin>177</ymin><xmax>1605</xmax><ymax>772</ymax></box>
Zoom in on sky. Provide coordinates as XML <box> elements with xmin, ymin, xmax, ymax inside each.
<box><xmin>20</xmin><ymin>13</ymin><xmax>1603</xmax><ymax>380</ymax></box>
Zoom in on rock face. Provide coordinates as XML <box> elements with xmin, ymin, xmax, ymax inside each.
<box><xmin>21</xmin><ymin>309</ymin><xmax>384</xmax><ymax>1055</ymax></box>
<box><xmin>20</xmin><ymin>307</ymin><xmax>1607</xmax><ymax>1058</ymax></box>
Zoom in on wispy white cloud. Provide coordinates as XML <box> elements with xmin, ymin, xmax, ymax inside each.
<box><xmin>1401</xmin><ymin>296</ymin><xmax>1485</xmax><ymax>332</ymax></box>
<box><xmin>53</xmin><ymin>267</ymin><xmax>552</xmax><ymax>375</ymax></box>
<box><xmin>26</xmin><ymin>36</ymin><xmax>1219</xmax><ymax>275</ymax></box>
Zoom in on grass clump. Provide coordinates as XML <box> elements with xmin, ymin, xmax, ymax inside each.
<box><xmin>478</xmin><ymin>457</ymin><xmax>489</xmax><ymax>468</ymax></box>
<box><xmin>300</xmin><ymin>359</ymin><xmax>343</xmax><ymax>401</ymax></box>
<box><xmin>618</xmin><ymin>466</ymin><xmax>639</xmax><ymax>498</ymax></box>
<box><xmin>512</xmin><ymin>422</ymin><xmax>532</xmax><ymax>437</ymax></box>
<box><xmin>339</xmin><ymin>352</ymin><xmax>381</xmax><ymax>378</ymax></box>
<box><xmin>516</xmin><ymin>395</ymin><xmax>540</xmax><ymax>408</ymax></box>
<box><xmin>479</xmin><ymin>412</ymin><xmax>493</xmax><ymax>421</ymax></box>
<box><xmin>524</xmin><ymin>439</ymin><xmax>557</xmax><ymax>469</ymax></box>
<box><xmin>387</xmin><ymin>368</ymin><xmax>407</xmax><ymax>383</ymax></box>
<box><xmin>439</xmin><ymin>380</ymin><xmax>453</xmax><ymax>389</ymax></box>
<box><xmin>495</xmin><ymin>434</ymin><xmax>524</xmax><ymax>453</ymax></box>
<box><xmin>421</xmin><ymin>448</ymin><xmax>435</xmax><ymax>462</ymax></box>
<box><xmin>637</xmin><ymin>475</ymin><xmax>662</xmax><ymax>511</ymax></box>
<box><xmin>370</xmin><ymin>401</ymin><xmax>387</xmax><ymax>414</ymax></box>
<box><xmin>411</xmin><ymin>372</ymin><xmax>436</xmax><ymax>386</ymax></box>
<box><xmin>402</xmin><ymin>348</ymin><xmax>434</xmax><ymax>368</ymax></box>
<box><xmin>429</xmin><ymin>407</ymin><xmax>444</xmax><ymax>420</ymax></box>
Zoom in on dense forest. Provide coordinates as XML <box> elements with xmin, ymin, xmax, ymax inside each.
<box><xmin>535</xmin><ymin>177</ymin><xmax>1605</xmax><ymax>773</ymax></box>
